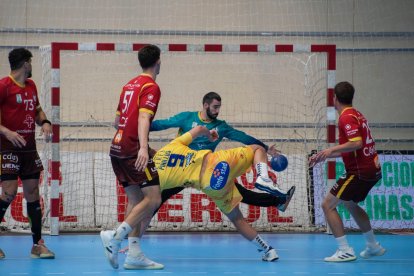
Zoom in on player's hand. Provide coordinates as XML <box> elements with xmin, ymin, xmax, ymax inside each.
<box><xmin>135</xmin><ymin>147</ymin><xmax>149</xmax><ymax>172</ymax></box>
<box><xmin>308</xmin><ymin>149</ymin><xmax>332</xmax><ymax>167</ymax></box>
<box><xmin>40</xmin><ymin>122</ymin><xmax>53</xmax><ymax>142</ymax></box>
<box><xmin>209</xmin><ymin>129</ymin><xmax>219</xmax><ymax>142</ymax></box>
<box><xmin>267</xmin><ymin>144</ymin><xmax>281</xmax><ymax>157</ymax></box>
<box><xmin>4</xmin><ymin>129</ymin><xmax>26</xmax><ymax>148</ymax></box>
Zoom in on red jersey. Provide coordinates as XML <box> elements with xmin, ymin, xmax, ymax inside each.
<box><xmin>338</xmin><ymin>107</ymin><xmax>381</xmax><ymax>180</ymax></box>
<box><xmin>110</xmin><ymin>74</ymin><xmax>161</xmax><ymax>158</ymax></box>
<box><xmin>0</xmin><ymin>76</ymin><xmax>40</xmax><ymax>152</ymax></box>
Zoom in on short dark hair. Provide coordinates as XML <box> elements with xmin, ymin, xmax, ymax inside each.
<box><xmin>334</xmin><ymin>81</ymin><xmax>354</xmax><ymax>105</ymax></box>
<box><xmin>9</xmin><ymin>48</ymin><xmax>33</xmax><ymax>70</ymax></box>
<box><xmin>138</xmin><ymin>45</ymin><xmax>161</xmax><ymax>69</ymax></box>
<box><xmin>202</xmin><ymin>92</ymin><xmax>221</xmax><ymax>105</ymax></box>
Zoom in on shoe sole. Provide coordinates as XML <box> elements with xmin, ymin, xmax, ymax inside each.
<box><xmin>278</xmin><ymin>186</ymin><xmax>296</xmax><ymax>212</ymax></box>
<box><xmin>324</xmin><ymin>256</ymin><xmax>356</xmax><ymax>262</ymax></box>
<box><xmin>124</xmin><ymin>263</ymin><xmax>164</xmax><ymax>270</ymax></box>
<box><xmin>360</xmin><ymin>248</ymin><xmax>386</xmax><ymax>259</ymax></box>
<box><xmin>30</xmin><ymin>253</ymin><xmax>55</xmax><ymax>259</ymax></box>
<box><xmin>263</xmin><ymin>256</ymin><xmax>279</xmax><ymax>262</ymax></box>
<box><xmin>255</xmin><ymin>183</ymin><xmax>284</xmax><ymax>197</ymax></box>
<box><xmin>100</xmin><ymin>231</ymin><xmax>119</xmax><ymax>269</ymax></box>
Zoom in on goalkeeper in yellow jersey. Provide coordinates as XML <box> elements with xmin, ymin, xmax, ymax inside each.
<box><xmin>153</xmin><ymin>125</ymin><xmax>295</xmax><ymax>262</ymax></box>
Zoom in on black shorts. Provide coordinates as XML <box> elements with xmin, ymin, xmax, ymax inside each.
<box><xmin>110</xmin><ymin>156</ymin><xmax>159</xmax><ymax>187</ymax></box>
<box><xmin>330</xmin><ymin>174</ymin><xmax>381</xmax><ymax>202</ymax></box>
<box><xmin>0</xmin><ymin>151</ymin><xmax>43</xmax><ymax>181</ymax></box>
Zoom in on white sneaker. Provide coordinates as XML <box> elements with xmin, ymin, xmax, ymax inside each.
<box><xmin>324</xmin><ymin>247</ymin><xmax>356</xmax><ymax>262</ymax></box>
<box><xmin>255</xmin><ymin>176</ymin><xmax>287</xmax><ymax>197</ymax></box>
<box><xmin>100</xmin><ymin>230</ymin><xmax>121</xmax><ymax>269</ymax></box>
<box><xmin>124</xmin><ymin>253</ymin><xmax>164</xmax><ymax>270</ymax></box>
<box><xmin>262</xmin><ymin>247</ymin><xmax>279</xmax><ymax>262</ymax></box>
<box><xmin>360</xmin><ymin>243</ymin><xmax>386</xmax><ymax>259</ymax></box>
<box><xmin>277</xmin><ymin>186</ymin><xmax>296</xmax><ymax>212</ymax></box>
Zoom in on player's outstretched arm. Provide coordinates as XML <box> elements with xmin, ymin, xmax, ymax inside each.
<box><xmin>150</xmin><ymin>111</ymin><xmax>187</xmax><ymax>131</ymax></box>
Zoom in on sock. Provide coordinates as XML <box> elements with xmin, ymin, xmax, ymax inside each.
<box><xmin>335</xmin><ymin>235</ymin><xmax>350</xmax><ymax>250</ymax></box>
<box><xmin>363</xmin><ymin>229</ymin><xmax>377</xmax><ymax>247</ymax></box>
<box><xmin>27</xmin><ymin>200</ymin><xmax>42</xmax><ymax>244</ymax></box>
<box><xmin>252</xmin><ymin>234</ymin><xmax>271</xmax><ymax>252</ymax></box>
<box><xmin>255</xmin><ymin>162</ymin><xmax>270</xmax><ymax>179</ymax></box>
<box><xmin>0</xmin><ymin>199</ymin><xmax>11</xmax><ymax>222</ymax></box>
<box><xmin>128</xmin><ymin>237</ymin><xmax>142</xmax><ymax>257</ymax></box>
<box><xmin>114</xmin><ymin>221</ymin><xmax>132</xmax><ymax>241</ymax></box>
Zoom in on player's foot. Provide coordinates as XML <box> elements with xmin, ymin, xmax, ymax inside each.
<box><xmin>0</xmin><ymin>248</ymin><xmax>5</xmax><ymax>259</ymax></box>
<box><xmin>30</xmin><ymin>239</ymin><xmax>55</xmax><ymax>259</ymax></box>
<box><xmin>277</xmin><ymin>185</ymin><xmax>296</xmax><ymax>212</ymax></box>
<box><xmin>124</xmin><ymin>253</ymin><xmax>164</xmax><ymax>270</ymax></box>
<box><xmin>324</xmin><ymin>247</ymin><xmax>356</xmax><ymax>262</ymax></box>
<box><xmin>255</xmin><ymin>176</ymin><xmax>287</xmax><ymax>197</ymax></box>
<box><xmin>360</xmin><ymin>243</ymin><xmax>386</xmax><ymax>259</ymax></box>
<box><xmin>100</xmin><ymin>230</ymin><xmax>121</xmax><ymax>269</ymax></box>
<box><xmin>262</xmin><ymin>247</ymin><xmax>279</xmax><ymax>262</ymax></box>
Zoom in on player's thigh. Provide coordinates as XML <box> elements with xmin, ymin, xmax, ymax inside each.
<box><xmin>322</xmin><ymin>192</ymin><xmax>342</xmax><ymax>211</ymax></box>
<box><xmin>0</xmin><ymin>180</ymin><xmax>19</xmax><ymax>202</ymax></box>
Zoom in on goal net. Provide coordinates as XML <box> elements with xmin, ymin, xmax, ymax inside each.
<box><xmin>13</xmin><ymin>42</ymin><xmax>330</xmax><ymax>234</ymax></box>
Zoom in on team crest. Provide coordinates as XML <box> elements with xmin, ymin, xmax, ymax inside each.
<box><xmin>16</xmin><ymin>94</ymin><xmax>22</xmax><ymax>103</ymax></box>
<box><xmin>148</xmin><ymin>94</ymin><xmax>154</xmax><ymax>100</ymax></box>
<box><xmin>114</xmin><ymin>130</ymin><xmax>123</xmax><ymax>143</ymax></box>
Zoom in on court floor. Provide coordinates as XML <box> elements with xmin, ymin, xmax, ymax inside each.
<box><xmin>0</xmin><ymin>232</ymin><xmax>413</xmax><ymax>275</ymax></box>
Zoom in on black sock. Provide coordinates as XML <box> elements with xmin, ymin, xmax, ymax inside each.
<box><xmin>0</xmin><ymin>199</ymin><xmax>11</xmax><ymax>222</ymax></box>
<box><xmin>27</xmin><ymin>200</ymin><xmax>42</xmax><ymax>244</ymax></box>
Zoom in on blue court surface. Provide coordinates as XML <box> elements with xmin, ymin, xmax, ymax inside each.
<box><xmin>0</xmin><ymin>232</ymin><xmax>413</xmax><ymax>275</ymax></box>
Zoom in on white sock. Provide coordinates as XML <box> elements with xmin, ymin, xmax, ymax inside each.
<box><xmin>256</xmin><ymin>162</ymin><xmax>270</xmax><ymax>179</ymax></box>
<box><xmin>252</xmin><ymin>234</ymin><xmax>271</xmax><ymax>252</ymax></box>
<box><xmin>114</xmin><ymin>221</ymin><xmax>132</xmax><ymax>241</ymax></box>
<box><xmin>128</xmin><ymin>237</ymin><xmax>142</xmax><ymax>257</ymax></box>
<box><xmin>335</xmin><ymin>235</ymin><xmax>350</xmax><ymax>250</ymax></box>
<box><xmin>363</xmin><ymin>229</ymin><xmax>377</xmax><ymax>247</ymax></box>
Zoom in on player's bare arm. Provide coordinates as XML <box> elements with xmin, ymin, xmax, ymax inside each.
<box><xmin>135</xmin><ymin>111</ymin><xmax>152</xmax><ymax>171</ymax></box>
<box><xmin>309</xmin><ymin>140</ymin><xmax>362</xmax><ymax>167</ymax></box>
<box><xmin>35</xmin><ymin>107</ymin><xmax>52</xmax><ymax>142</ymax></box>
<box><xmin>113</xmin><ymin>114</ymin><xmax>120</xmax><ymax>129</ymax></box>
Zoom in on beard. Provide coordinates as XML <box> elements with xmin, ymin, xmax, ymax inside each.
<box><xmin>206</xmin><ymin>108</ymin><xmax>218</xmax><ymax>120</ymax></box>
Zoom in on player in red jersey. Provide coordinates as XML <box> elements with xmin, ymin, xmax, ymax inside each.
<box><xmin>100</xmin><ymin>45</ymin><xmax>164</xmax><ymax>270</ymax></box>
<box><xmin>309</xmin><ymin>81</ymin><xmax>385</xmax><ymax>262</ymax></box>
<box><xmin>0</xmin><ymin>48</ymin><xmax>54</xmax><ymax>259</ymax></box>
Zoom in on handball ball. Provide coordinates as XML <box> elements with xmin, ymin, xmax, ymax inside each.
<box><xmin>270</xmin><ymin>154</ymin><xmax>288</xmax><ymax>172</ymax></box>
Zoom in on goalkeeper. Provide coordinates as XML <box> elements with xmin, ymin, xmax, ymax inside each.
<box><xmin>152</xmin><ymin>91</ymin><xmax>293</xmax><ymax>207</ymax></box>
<box><xmin>153</xmin><ymin>125</ymin><xmax>291</xmax><ymax>261</ymax></box>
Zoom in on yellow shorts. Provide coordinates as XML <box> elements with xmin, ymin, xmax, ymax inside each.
<box><xmin>200</xmin><ymin>146</ymin><xmax>254</xmax><ymax>214</ymax></box>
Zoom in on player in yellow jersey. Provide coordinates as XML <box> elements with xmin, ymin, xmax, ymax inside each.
<box><xmin>153</xmin><ymin>125</ymin><xmax>295</xmax><ymax>261</ymax></box>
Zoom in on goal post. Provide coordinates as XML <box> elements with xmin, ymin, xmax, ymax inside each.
<box><xmin>38</xmin><ymin>42</ymin><xmax>336</xmax><ymax>235</ymax></box>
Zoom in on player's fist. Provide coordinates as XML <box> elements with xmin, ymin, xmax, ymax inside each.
<box><xmin>209</xmin><ymin>129</ymin><xmax>219</xmax><ymax>142</ymax></box>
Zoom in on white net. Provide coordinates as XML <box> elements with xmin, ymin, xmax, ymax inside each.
<box><xmin>34</xmin><ymin>45</ymin><xmax>328</xmax><ymax>232</ymax></box>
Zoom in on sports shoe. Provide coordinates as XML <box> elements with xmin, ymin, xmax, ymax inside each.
<box><xmin>324</xmin><ymin>247</ymin><xmax>356</xmax><ymax>262</ymax></box>
<box><xmin>124</xmin><ymin>253</ymin><xmax>164</xmax><ymax>270</ymax></box>
<box><xmin>255</xmin><ymin>176</ymin><xmax>287</xmax><ymax>197</ymax></box>
<box><xmin>262</xmin><ymin>247</ymin><xmax>279</xmax><ymax>262</ymax></box>
<box><xmin>277</xmin><ymin>185</ymin><xmax>296</xmax><ymax>212</ymax></box>
<box><xmin>0</xmin><ymin>248</ymin><xmax>5</xmax><ymax>259</ymax></box>
<box><xmin>100</xmin><ymin>230</ymin><xmax>121</xmax><ymax>269</ymax></box>
<box><xmin>30</xmin><ymin>239</ymin><xmax>55</xmax><ymax>259</ymax></box>
<box><xmin>360</xmin><ymin>243</ymin><xmax>386</xmax><ymax>259</ymax></box>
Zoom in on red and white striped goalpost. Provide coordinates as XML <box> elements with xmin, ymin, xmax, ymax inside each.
<box><xmin>48</xmin><ymin>42</ymin><xmax>336</xmax><ymax>235</ymax></box>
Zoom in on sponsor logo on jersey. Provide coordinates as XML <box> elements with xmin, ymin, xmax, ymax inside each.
<box><xmin>23</xmin><ymin>114</ymin><xmax>34</xmax><ymax>129</ymax></box>
<box><xmin>345</xmin><ymin>124</ymin><xmax>351</xmax><ymax>130</ymax></box>
<box><xmin>16</xmin><ymin>94</ymin><xmax>22</xmax><ymax>103</ymax></box>
<box><xmin>148</xmin><ymin>94</ymin><xmax>154</xmax><ymax>100</ymax></box>
<box><xmin>114</xmin><ymin>130</ymin><xmax>123</xmax><ymax>144</ymax></box>
<box><xmin>210</xmin><ymin>161</ymin><xmax>230</xmax><ymax>190</ymax></box>
<box><xmin>2</xmin><ymin>163</ymin><xmax>20</xmax><ymax>170</ymax></box>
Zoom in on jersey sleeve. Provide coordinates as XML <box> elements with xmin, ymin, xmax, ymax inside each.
<box><xmin>138</xmin><ymin>83</ymin><xmax>161</xmax><ymax>116</ymax></box>
<box><xmin>222</xmin><ymin>121</ymin><xmax>269</xmax><ymax>151</ymax></box>
<box><xmin>150</xmin><ymin>112</ymin><xmax>188</xmax><ymax>131</ymax></box>
<box><xmin>339</xmin><ymin>114</ymin><xmax>362</xmax><ymax>142</ymax></box>
<box><xmin>0</xmin><ymin>81</ymin><xmax>7</xmax><ymax>106</ymax></box>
